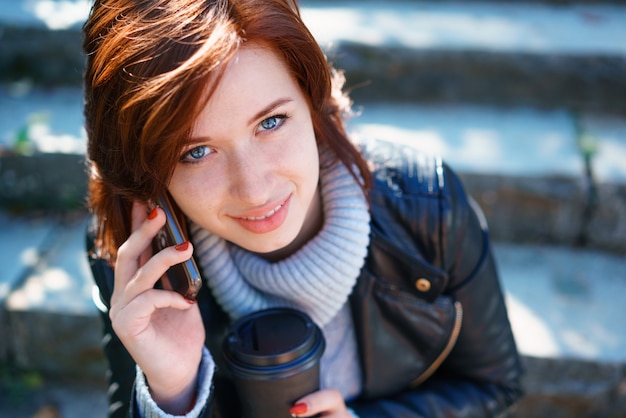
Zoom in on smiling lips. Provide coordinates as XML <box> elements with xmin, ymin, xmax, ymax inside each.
<box><xmin>235</xmin><ymin>195</ymin><xmax>291</xmax><ymax>234</ymax></box>
<box><xmin>241</xmin><ymin>202</ymin><xmax>284</xmax><ymax>221</ymax></box>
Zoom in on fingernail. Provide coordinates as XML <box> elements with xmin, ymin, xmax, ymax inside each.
<box><xmin>175</xmin><ymin>241</ymin><xmax>190</xmax><ymax>251</ymax></box>
<box><xmin>186</xmin><ymin>298</ymin><xmax>197</xmax><ymax>304</ymax></box>
<box><xmin>289</xmin><ymin>403</ymin><xmax>308</xmax><ymax>416</ymax></box>
<box><xmin>148</xmin><ymin>207</ymin><xmax>158</xmax><ymax>220</ymax></box>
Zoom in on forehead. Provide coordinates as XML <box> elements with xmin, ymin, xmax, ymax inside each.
<box><xmin>218</xmin><ymin>44</ymin><xmax>295</xmax><ymax>96</ymax></box>
<box><xmin>192</xmin><ymin>44</ymin><xmax>304</xmax><ymax>131</ymax></box>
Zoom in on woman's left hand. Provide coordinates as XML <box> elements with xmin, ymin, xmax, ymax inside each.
<box><xmin>290</xmin><ymin>389</ymin><xmax>352</xmax><ymax>417</ymax></box>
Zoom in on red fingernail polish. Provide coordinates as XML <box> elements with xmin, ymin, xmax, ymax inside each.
<box><xmin>289</xmin><ymin>403</ymin><xmax>308</xmax><ymax>416</ymax></box>
<box><xmin>175</xmin><ymin>241</ymin><xmax>190</xmax><ymax>251</ymax></box>
<box><xmin>148</xmin><ymin>207</ymin><xmax>158</xmax><ymax>220</ymax></box>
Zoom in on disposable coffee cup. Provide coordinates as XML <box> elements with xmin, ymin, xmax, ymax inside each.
<box><xmin>222</xmin><ymin>307</ymin><xmax>325</xmax><ymax>418</ymax></box>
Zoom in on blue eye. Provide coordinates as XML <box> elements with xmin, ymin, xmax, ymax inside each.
<box><xmin>258</xmin><ymin>115</ymin><xmax>287</xmax><ymax>132</ymax></box>
<box><xmin>180</xmin><ymin>145</ymin><xmax>211</xmax><ymax>163</ymax></box>
<box><xmin>190</xmin><ymin>147</ymin><xmax>207</xmax><ymax>159</ymax></box>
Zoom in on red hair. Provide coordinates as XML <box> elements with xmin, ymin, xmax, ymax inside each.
<box><xmin>83</xmin><ymin>0</ymin><xmax>370</xmax><ymax>262</ymax></box>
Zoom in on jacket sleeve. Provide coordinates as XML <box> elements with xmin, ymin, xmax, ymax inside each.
<box><xmin>85</xmin><ymin>227</ymin><xmax>216</xmax><ymax>418</ymax></box>
<box><xmin>350</xmin><ymin>162</ymin><xmax>524</xmax><ymax>417</ymax></box>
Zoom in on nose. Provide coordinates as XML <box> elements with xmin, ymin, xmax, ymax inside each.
<box><xmin>228</xmin><ymin>147</ymin><xmax>273</xmax><ymax>206</ymax></box>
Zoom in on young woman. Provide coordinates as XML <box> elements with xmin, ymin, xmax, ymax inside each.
<box><xmin>83</xmin><ymin>0</ymin><xmax>524</xmax><ymax>417</ymax></box>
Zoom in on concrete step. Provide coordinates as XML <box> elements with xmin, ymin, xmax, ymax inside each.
<box><xmin>0</xmin><ymin>375</ymin><xmax>108</xmax><ymax>418</ymax></box>
<box><xmin>349</xmin><ymin>103</ymin><xmax>626</xmax><ymax>253</ymax></box>
<box><xmin>1</xmin><ymin>1</ymin><xmax>625</xmax><ymax>113</ymax></box>
<box><xmin>305</xmin><ymin>2</ymin><xmax>626</xmax><ymax>114</ymax></box>
<box><xmin>0</xmin><ymin>211</ymin><xmax>625</xmax><ymax>416</ymax></box>
<box><xmin>0</xmin><ymin>212</ymin><xmax>106</xmax><ymax>380</ymax></box>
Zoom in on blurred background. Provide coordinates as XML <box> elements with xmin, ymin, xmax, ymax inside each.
<box><xmin>1</xmin><ymin>0</ymin><xmax>625</xmax><ymax>417</ymax></box>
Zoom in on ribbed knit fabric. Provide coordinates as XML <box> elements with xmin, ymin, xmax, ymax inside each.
<box><xmin>189</xmin><ymin>146</ymin><xmax>371</xmax><ymax>327</ymax></box>
<box><xmin>136</xmin><ymin>348</ymin><xmax>214</xmax><ymax>418</ymax></box>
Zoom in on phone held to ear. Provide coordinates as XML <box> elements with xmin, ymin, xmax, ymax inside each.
<box><xmin>152</xmin><ymin>193</ymin><xmax>202</xmax><ymax>300</ymax></box>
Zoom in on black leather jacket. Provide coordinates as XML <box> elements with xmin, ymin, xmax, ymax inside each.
<box><xmin>88</xmin><ymin>138</ymin><xmax>523</xmax><ymax>418</ymax></box>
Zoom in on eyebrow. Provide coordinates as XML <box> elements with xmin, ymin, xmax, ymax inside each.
<box><xmin>247</xmin><ymin>98</ymin><xmax>293</xmax><ymax>126</ymax></box>
<box><xmin>186</xmin><ymin>97</ymin><xmax>294</xmax><ymax>145</ymax></box>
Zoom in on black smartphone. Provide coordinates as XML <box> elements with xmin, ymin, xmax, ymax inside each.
<box><xmin>152</xmin><ymin>193</ymin><xmax>202</xmax><ymax>300</ymax></box>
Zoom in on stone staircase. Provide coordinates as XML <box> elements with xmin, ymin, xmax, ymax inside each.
<box><xmin>1</xmin><ymin>1</ymin><xmax>626</xmax><ymax>417</ymax></box>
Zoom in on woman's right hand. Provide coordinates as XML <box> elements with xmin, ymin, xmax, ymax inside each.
<box><xmin>110</xmin><ymin>201</ymin><xmax>206</xmax><ymax>414</ymax></box>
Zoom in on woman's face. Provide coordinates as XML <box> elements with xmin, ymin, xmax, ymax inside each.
<box><xmin>168</xmin><ymin>45</ymin><xmax>321</xmax><ymax>258</ymax></box>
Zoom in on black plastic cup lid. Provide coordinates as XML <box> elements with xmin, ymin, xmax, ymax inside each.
<box><xmin>223</xmin><ymin>308</ymin><xmax>324</xmax><ymax>368</ymax></box>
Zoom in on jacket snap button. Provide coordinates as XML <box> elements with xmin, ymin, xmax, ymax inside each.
<box><xmin>415</xmin><ymin>278</ymin><xmax>431</xmax><ymax>292</ymax></box>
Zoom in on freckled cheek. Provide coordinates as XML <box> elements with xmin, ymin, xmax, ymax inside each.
<box><xmin>269</xmin><ymin>146</ymin><xmax>316</xmax><ymax>184</ymax></box>
<box><xmin>279</xmin><ymin>126</ymin><xmax>318</xmax><ymax>165</ymax></box>
<box><xmin>298</xmin><ymin>133</ymin><xmax>320</xmax><ymax>177</ymax></box>
<box><xmin>169</xmin><ymin>173</ymin><xmax>211</xmax><ymax>211</ymax></box>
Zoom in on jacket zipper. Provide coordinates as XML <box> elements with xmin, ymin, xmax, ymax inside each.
<box><xmin>410</xmin><ymin>300</ymin><xmax>463</xmax><ymax>387</ymax></box>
